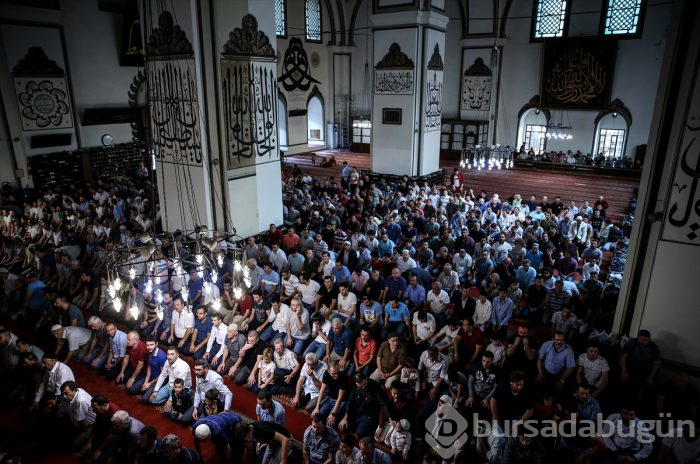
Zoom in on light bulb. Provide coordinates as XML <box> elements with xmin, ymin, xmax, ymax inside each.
<box><xmin>182</xmin><ymin>291</ymin><xmax>188</xmax><ymax>303</ymax></box>
<box><xmin>196</xmin><ymin>254</ymin><xmax>203</xmax><ymax>264</ymax></box>
<box><xmin>211</xmin><ymin>298</ymin><xmax>221</xmax><ymax>311</ymax></box>
<box><xmin>234</xmin><ymin>260</ymin><xmax>242</xmax><ymax>272</ymax></box>
<box><xmin>109</xmin><ymin>286</ymin><xmax>117</xmax><ymax>299</ymax></box>
<box><xmin>204</xmin><ymin>282</ymin><xmax>211</xmax><ymax>295</ymax></box>
<box><xmin>156</xmin><ymin>307</ymin><xmax>164</xmax><ymax>320</ymax></box>
<box><xmin>129</xmin><ymin>305</ymin><xmax>139</xmax><ymax>320</ymax></box>
<box><xmin>155</xmin><ymin>288</ymin><xmax>163</xmax><ymax>304</ymax></box>
<box><xmin>233</xmin><ymin>287</ymin><xmax>243</xmax><ymax>299</ymax></box>
<box><xmin>129</xmin><ymin>266</ymin><xmax>136</xmax><ymax>281</ymax></box>
<box><xmin>114</xmin><ymin>276</ymin><xmax>121</xmax><ymax>289</ymax></box>
<box><xmin>197</xmin><ymin>266</ymin><xmax>204</xmax><ymax>279</ymax></box>
<box><xmin>211</xmin><ymin>270</ymin><xmax>218</xmax><ymax>283</ymax></box>
<box><xmin>145</xmin><ymin>280</ymin><xmax>153</xmax><ymax>294</ymax></box>
<box><xmin>244</xmin><ymin>277</ymin><xmax>251</xmax><ymax>287</ymax></box>
<box><xmin>217</xmin><ymin>255</ymin><xmax>224</xmax><ymax>267</ymax></box>
<box><xmin>113</xmin><ymin>299</ymin><xmax>122</xmax><ymax>312</ymax></box>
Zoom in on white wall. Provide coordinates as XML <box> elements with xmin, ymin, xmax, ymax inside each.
<box><xmin>492</xmin><ymin>0</ymin><xmax>672</xmax><ymax>157</ymax></box>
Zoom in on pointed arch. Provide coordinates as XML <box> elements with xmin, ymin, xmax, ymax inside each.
<box><xmin>348</xmin><ymin>0</ymin><xmax>365</xmax><ymax>46</ymax></box>
<box><xmin>307</xmin><ymin>86</ymin><xmax>325</xmax><ymax>144</ymax></box>
<box><xmin>335</xmin><ymin>0</ymin><xmax>346</xmax><ymax>45</ymax></box>
<box><xmin>323</xmin><ymin>0</ymin><xmax>337</xmax><ymax>45</ymax></box>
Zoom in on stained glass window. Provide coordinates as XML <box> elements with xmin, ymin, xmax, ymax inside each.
<box><xmin>602</xmin><ymin>0</ymin><xmax>643</xmax><ymax>36</ymax></box>
<box><xmin>275</xmin><ymin>0</ymin><xmax>286</xmax><ymax>37</ymax></box>
<box><xmin>532</xmin><ymin>0</ymin><xmax>568</xmax><ymax>39</ymax></box>
<box><xmin>305</xmin><ymin>0</ymin><xmax>321</xmax><ymax>42</ymax></box>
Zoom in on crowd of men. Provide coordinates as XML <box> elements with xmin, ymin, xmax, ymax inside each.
<box><xmin>0</xmin><ymin>160</ymin><xmax>697</xmax><ymax>464</ymax></box>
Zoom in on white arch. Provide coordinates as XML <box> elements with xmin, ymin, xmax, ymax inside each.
<box><xmin>278</xmin><ymin>97</ymin><xmax>288</xmax><ymax>149</ymax></box>
<box><xmin>307</xmin><ymin>96</ymin><xmax>324</xmax><ymax>146</ymax></box>
<box><xmin>516</xmin><ymin>107</ymin><xmax>548</xmax><ymax>154</ymax></box>
<box><xmin>593</xmin><ymin>112</ymin><xmax>629</xmax><ymax>159</ymax></box>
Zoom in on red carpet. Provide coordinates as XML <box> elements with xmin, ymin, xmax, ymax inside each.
<box><xmin>0</xmin><ymin>352</ymin><xmax>311</xmax><ymax>463</ymax></box>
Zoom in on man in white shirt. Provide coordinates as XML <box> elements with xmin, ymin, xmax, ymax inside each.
<box><xmin>51</xmin><ymin>324</ymin><xmax>92</xmax><ymax>363</ymax></box>
<box><xmin>297</xmin><ymin>274</ymin><xmax>321</xmax><ymax>311</ymax></box>
<box><xmin>418</xmin><ymin>347</ymin><xmax>448</xmax><ymax>399</ymax></box>
<box><xmin>292</xmin><ymin>352</ymin><xmax>328</xmax><ymax>413</ymax></box>
<box><xmin>148</xmin><ymin>346</ymin><xmax>192</xmax><ymax>406</ymax></box>
<box><xmin>192</xmin><ymin>358</ymin><xmax>233</xmax><ymax>421</ymax></box>
<box><xmin>279</xmin><ymin>268</ymin><xmax>300</xmax><ymax>305</ymax></box>
<box><xmin>286</xmin><ymin>298</ymin><xmax>310</xmax><ymax>355</ymax></box>
<box><xmin>269</xmin><ymin>243</ymin><xmax>288</xmax><ymax>272</ymax></box>
<box><xmin>335</xmin><ymin>284</ymin><xmax>357</xmax><ymax>329</ymax></box>
<box><xmin>59</xmin><ymin>380</ymin><xmax>96</xmax><ymax>431</ymax></box>
<box><xmin>426</xmin><ymin>281</ymin><xmax>451</xmax><ymax>327</ymax></box>
<box><xmin>34</xmin><ymin>353</ymin><xmax>74</xmax><ymax>408</ymax></box>
<box><xmin>203</xmin><ymin>312</ymin><xmax>227</xmax><ymax>369</ymax></box>
<box><xmin>412</xmin><ymin>309</ymin><xmax>436</xmax><ymax>352</ymax></box>
<box><xmin>259</xmin><ymin>297</ymin><xmax>292</xmax><ymax>343</ymax></box>
<box><xmin>168</xmin><ymin>296</ymin><xmax>194</xmax><ymax>348</ymax></box>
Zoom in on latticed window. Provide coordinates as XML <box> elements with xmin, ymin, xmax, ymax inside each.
<box><xmin>597</xmin><ymin>128</ymin><xmax>626</xmax><ymax>158</ymax></box>
<box><xmin>305</xmin><ymin>0</ymin><xmax>321</xmax><ymax>42</ymax></box>
<box><xmin>532</xmin><ymin>0</ymin><xmax>568</xmax><ymax>39</ymax></box>
<box><xmin>275</xmin><ymin>0</ymin><xmax>286</xmax><ymax>37</ymax></box>
<box><xmin>524</xmin><ymin>124</ymin><xmax>547</xmax><ymax>154</ymax></box>
<box><xmin>602</xmin><ymin>0</ymin><xmax>643</xmax><ymax>35</ymax></box>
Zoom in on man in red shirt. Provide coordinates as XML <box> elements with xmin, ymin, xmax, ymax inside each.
<box><xmin>108</xmin><ymin>330</ymin><xmax>147</xmax><ymax>389</ymax></box>
<box><xmin>267</xmin><ymin>224</ymin><xmax>285</xmax><ymax>247</ymax></box>
<box><xmin>454</xmin><ymin>318</ymin><xmax>484</xmax><ymax>369</ymax></box>
<box><xmin>353</xmin><ymin>326</ymin><xmax>377</xmax><ymax>377</ymax></box>
<box><xmin>282</xmin><ymin>226</ymin><xmax>301</xmax><ymax>254</ymax></box>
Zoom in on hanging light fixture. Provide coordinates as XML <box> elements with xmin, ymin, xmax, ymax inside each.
<box><xmin>546</xmin><ymin>110</ymin><xmax>574</xmax><ymax>140</ymax></box>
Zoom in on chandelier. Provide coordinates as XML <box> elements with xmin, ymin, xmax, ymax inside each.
<box><xmin>460</xmin><ymin>144</ymin><xmax>513</xmax><ymax>171</ymax></box>
<box><xmin>545</xmin><ymin>110</ymin><xmax>573</xmax><ymax>140</ymax></box>
<box><xmin>106</xmin><ymin>228</ymin><xmax>247</xmax><ymax>320</ymax></box>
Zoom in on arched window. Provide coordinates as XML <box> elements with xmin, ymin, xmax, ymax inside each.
<box><xmin>305</xmin><ymin>0</ymin><xmax>322</xmax><ymax>43</ymax></box>
<box><xmin>531</xmin><ymin>0</ymin><xmax>569</xmax><ymax>40</ymax></box>
<box><xmin>278</xmin><ymin>95</ymin><xmax>288</xmax><ymax>148</ymax></box>
<box><xmin>517</xmin><ymin>108</ymin><xmax>549</xmax><ymax>154</ymax></box>
<box><xmin>601</xmin><ymin>0</ymin><xmax>645</xmax><ymax>36</ymax></box>
<box><xmin>307</xmin><ymin>88</ymin><xmax>324</xmax><ymax>146</ymax></box>
<box><xmin>593</xmin><ymin>112</ymin><xmax>629</xmax><ymax>160</ymax></box>
<box><xmin>275</xmin><ymin>0</ymin><xmax>287</xmax><ymax>37</ymax></box>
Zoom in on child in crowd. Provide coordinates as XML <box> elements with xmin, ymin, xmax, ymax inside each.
<box><xmin>388</xmin><ymin>419</ymin><xmax>412</xmax><ymax>461</ymax></box>
<box><xmin>400</xmin><ymin>358</ymin><xmax>420</xmax><ymax>400</ymax></box>
<box><xmin>485</xmin><ymin>331</ymin><xmax>506</xmax><ymax>367</ymax></box>
<box><xmin>249</xmin><ymin>346</ymin><xmax>276</xmax><ymax>393</ymax></box>
<box><xmin>167</xmin><ymin>378</ymin><xmax>193</xmax><ymax>424</ymax></box>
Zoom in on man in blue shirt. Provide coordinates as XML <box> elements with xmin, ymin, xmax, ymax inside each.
<box><xmin>328</xmin><ymin>319</ymin><xmax>354</xmax><ymax>373</ymax></box>
<box><xmin>491</xmin><ymin>288</ymin><xmax>514</xmax><ymax>331</ymax></box>
<box><xmin>382</xmin><ymin>297</ymin><xmax>411</xmax><ymax>339</ymax></box>
<box><xmin>359</xmin><ymin>296</ymin><xmax>382</xmax><ymax>339</ymax></box>
<box><xmin>331</xmin><ymin>261</ymin><xmax>351</xmax><ymax>285</ymax></box>
<box><xmin>188</xmin><ymin>307</ymin><xmax>212</xmax><ymax>359</ymax></box>
<box><xmin>524</xmin><ymin>243</ymin><xmax>543</xmax><ymax>270</ymax></box>
<box><xmin>537</xmin><ymin>331</ymin><xmax>575</xmax><ymax>391</ymax></box>
<box><xmin>383</xmin><ymin>267</ymin><xmax>407</xmax><ymax>304</ymax></box>
<box><xmin>187</xmin><ymin>269</ymin><xmax>204</xmax><ymax>308</ymax></box>
<box><xmin>515</xmin><ymin>260</ymin><xmax>537</xmax><ymax>290</ymax></box>
<box><xmin>260</xmin><ymin>262</ymin><xmax>280</xmax><ymax>302</ymax></box>
<box><xmin>303</xmin><ymin>413</ymin><xmax>340</xmax><ymax>464</ymax></box>
<box><xmin>23</xmin><ymin>272</ymin><xmax>46</xmax><ymax>327</ymax></box>
<box><xmin>133</xmin><ymin>336</ymin><xmax>166</xmax><ymax>395</ymax></box>
<box><xmin>403</xmin><ymin>274</ymin><xmax>426</xmax><ymax>311</ymax></box>
<box><xmin>192</xmin><ymin>411</ymin><xmax>240</xmax><ymax>461</ymax></box>
<box><xmin>376</xmin><ymin>233</ymin><xmax>395</xmax><ymax>258</ymax></box>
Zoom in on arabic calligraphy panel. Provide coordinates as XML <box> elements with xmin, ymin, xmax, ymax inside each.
<box><xmin>375</xmin><ymin>70</ymin><xmax>414</xmax><ymax>95</ymax></box>
<box><xmin>461</xmin><ymin>75</ymin><xmax>491</xmax><ymax>111</ymax></box>
<box><xmin>148</xmin><ymin>58</ymin><xmax>202</xmax><ymax>166</ymax></box>
<box><xmin>222</xmin><ymin>59</ymin><xmax>278</xmax><ymax>170</ymax></box>
<box><xmin>14</xmin><ymin>77</ymin><xmax>73</xmax><ymax>130</ymax></box>
<box><xmin>425</xmin><ymin>70</ymin><xmax>442</xmax><ymax>132</ymax></box>
<box><xmin>540</xmin><ymin>38</ymin><xmax>617</xmax><ymax>110</ymax></box>
<box><xmin>661</xmin><ymin>68</ymin><xmax>700</xmax><ymax>245</ymax></box>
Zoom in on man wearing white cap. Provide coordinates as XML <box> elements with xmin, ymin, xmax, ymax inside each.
<box><xmin>51</xmin><ymin>324</ymin><xmax>92</xmax><ymax>363</ymax></box>
<box><xmin>192</xmin><ymin>411</ymin><xmax>240</xmax><ymax>461</ymax></box>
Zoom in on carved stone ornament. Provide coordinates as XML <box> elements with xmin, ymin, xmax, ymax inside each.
<box><xmin>376</xmin><ymin>43</ymin><xmax>414</xmax><ymax>69</ymax></box>
<box><xmin>222</xmin><ymin>14</ymin><xmax>276</xmax><ymax>59</ymax></box>
<box><xmin>464</xmin><ymin>57</ymin><xmax>491</xmax><ymax>76</ymax></box>
<box><xmin>146</xmin><ymin>11</ymin><xmax>194</xmax><ymax>58</ymax></box>
<box><xmin>426</xmin><ymin>44</ymin><xmax>444</xmax><ymax>71</ymax></box>
<box><xmin>12</xmin><ymin>47</ymin><xmax>65</xmax><ymax>76</ymax></box>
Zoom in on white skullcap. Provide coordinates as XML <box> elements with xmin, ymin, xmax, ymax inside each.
<box><xmin>194</xmin><ymin>424</ymin><xmax>212</xmax><ymax>440</ymax></box>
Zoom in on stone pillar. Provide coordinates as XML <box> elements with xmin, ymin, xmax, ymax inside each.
<box><xmin>370</xmin><ymin>8</ymin><xmax>447</xmax><ymax>176</ymax></box>
<box><xmin>210</xmin><ymin>0</ymin><xmax>283</xmax><ymax>238</ymax></box>
<box><xmin>144</xmin><ymin>6</ymin><xmax>214</xmax><ymax>233</ymax></box>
